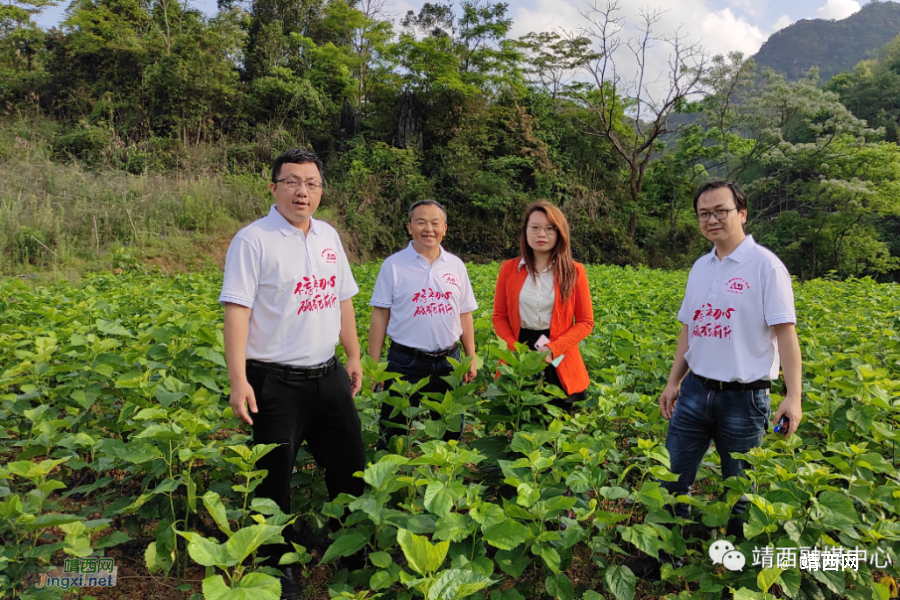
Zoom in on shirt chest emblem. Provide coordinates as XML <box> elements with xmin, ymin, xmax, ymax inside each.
<box><xmin>725</xmin><ymin>277</ymin><xmax>750</xmax><ymax>295</ymax></box>
<box><xmin>441</xmin><ymin>272</ymin><xmax>460</xmax><ymax>288</ymax></box>
<box><xmin>320</xmin><ymin>248</ymin><xmax>338</xmax><ymax>264</ymax></box>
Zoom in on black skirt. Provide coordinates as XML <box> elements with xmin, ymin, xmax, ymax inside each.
<box><xmin>518</xmin><ymin>328</ymin><xmax>589</xmax><ymax>406</ymax></box>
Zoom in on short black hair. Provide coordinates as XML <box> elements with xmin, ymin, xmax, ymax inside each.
<box><xmin>693</xmin><ymin>181</ymin><xmax>748</xmax><ymax>213</ymax></box>
<box><xmin>408</xmin><ymin>199</ymin><xmax>447</xmax><ymax>222</ymax></box>
<box><xmin>272</xmin><ymin>149</ymin><xmax>324</xmax><ymax>183</ymax></box>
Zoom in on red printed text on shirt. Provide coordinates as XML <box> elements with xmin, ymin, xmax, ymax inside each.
<box><xmin>691</xmin><ymin>303</ymin><xmax>735</xmax><ymax>340</ymax></box>
<box><xmin>296</xmin><ymin>294</ymin><xmax>338</xmax><ymax>314</ymax></box>
<box><xmin>412</xmin><ymin>287</ymin><xmax>453</xmax><ymax>317</ymax></box>
<box><xmin>294</xmin><ymin>275</ymin><xmax>337</xmax><ymax>296</ymax></box>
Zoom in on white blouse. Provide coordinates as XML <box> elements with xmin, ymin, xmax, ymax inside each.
<box><xmin>519</xmin><ymin>261</ymin><xmax>555</xmax><ymax>330</ymax></box>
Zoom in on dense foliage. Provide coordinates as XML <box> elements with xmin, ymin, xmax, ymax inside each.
<box><xmin>3</xmin><ymin>0</ymin><xmax>900</xmax><ymax>279</ymax></box>
<box><xmin>2</xmin><ymin>263</ymin><xmax>900</xmax><ymax>599</ymax></box>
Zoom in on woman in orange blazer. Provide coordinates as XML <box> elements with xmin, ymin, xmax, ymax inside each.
<box><xmin>493</xmin><ymin>201</ymin><xmax>594</xmax><ymax>408</ymax></box>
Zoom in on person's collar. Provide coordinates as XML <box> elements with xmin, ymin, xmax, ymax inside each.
<box><xmin>728</xmin><ymin>234</ymin><xmax>754</xmax><ymax>262</ymax></box>
<box><xmin>406</xmin><ymin>241</ymin><xmax>446</xmax><ymax>261</ymax></box>
<box><xmin>706</xmin><ymin>234</ymin><xmax>754</xmax><ymax>264</ymax></box>
<box><xmin>268</xmin><ymin>205</ymin><xmax>318</xmax><ymax>237</ymax></box>
<box><xmin>517</xmin><ymin>258</ymin><xmax>552</xmax><ymax>273</ymax></box>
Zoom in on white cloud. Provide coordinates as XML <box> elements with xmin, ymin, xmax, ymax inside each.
<box><xmin>509</xmin><ymin>0</ymin><xmax>585</xmax><ymax>39</ymax></box>
<box><xmin>506</xmin><ymin>0</ymin><xmax>775</xmax><ymax>104</ymax></box>
<box><xmin>509</xmin><ymin>0</ymin><xmax>774</xmax><ymax>64</ymax></box>
<box><xmin>701</xmin><ymin>8</ymin><xmax>767</xmax><ymax>56</ymax></box>
<box><xmin>816</xmin><ymin>0</ymin><xmax>861</xmax><ymax>20</ymax></box>
<box><xmin>727</xmin><ymin>0</ymin><xmax>768</xmax><ymax>20</ymax></box>
<box><xmin>770</xmin><ymin>14</ymin><xmax>795</xmax><ymax>33</ymax></box>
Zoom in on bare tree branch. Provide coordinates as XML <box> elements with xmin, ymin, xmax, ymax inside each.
<box><xmin>567</xmin><ymin>0</ymin><xmax>708</xmax><ymax>239</ymax></box>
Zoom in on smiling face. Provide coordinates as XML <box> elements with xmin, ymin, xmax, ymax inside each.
<box><xmin>697</xmin><ymin>186</ymin><xmax>747</xmax><ymax>246</ymax></box>
<box><xmin>525</xmin><ymin>210</ymin><xmax>558</xmax><ymax>255</ymax></box>
<box><xmin>407</xmin><ymin>203</ymin><xmax>447</xmax><ymax>252</ymax></box>
<box><xmin>269</xmin><ymin>162</ymin><xmax>323</xmax><ymax>229</ymax></box>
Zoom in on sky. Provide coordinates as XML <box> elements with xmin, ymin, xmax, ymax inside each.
<box><xmin>33</xmin><ymin>0</ymin><xmax>883</xmax><ymax>55</ymax></box>
<box><xmin>32</xmin><ymin>0</ymin><xmax>886</xmax><ymax>98</ymax></box>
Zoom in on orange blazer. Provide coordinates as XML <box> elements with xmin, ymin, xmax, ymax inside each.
<box><xmin>492</xmin><ymin>259</ymin><xmax>594</xmax><ymax>395</ymax></box>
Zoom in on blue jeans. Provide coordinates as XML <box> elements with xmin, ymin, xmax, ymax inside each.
<box><xmin>663</xmin><ymin>372</ymin><xmax>770</xmax><ymax>537</ymax></box>
<box><xmin>379</xmin><ymin>346</ymin><xmax>463</xmax><ymax>444</ymax></box>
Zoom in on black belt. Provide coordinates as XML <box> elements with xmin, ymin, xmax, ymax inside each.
<box><xmin>693</xmin><ymin>373</ymin><xmax>771</xmax><ymax>391</ymax></box>
<box><xmin>390</xmin><ymin>342</ymin><xmax>459</xmax><ymax>362</ymax></box>
<box><xmin>246</xmin><ymin>357</ymin><xmax>337</xmax><ymax>379</ymax></box>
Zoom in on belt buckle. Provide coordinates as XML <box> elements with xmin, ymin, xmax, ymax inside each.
<box><xmin>309</xmin><ymin>361</ymin><xmax>330</xmax><ymax>378</ymax></box>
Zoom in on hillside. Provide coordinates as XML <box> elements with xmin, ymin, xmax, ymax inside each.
<box><xmin>753</xmin><ymin>0</ymin><xmax>900</xmax><ymax>81</ymax></box>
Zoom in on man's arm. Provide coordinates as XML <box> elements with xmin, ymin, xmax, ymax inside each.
<box><xmin>659</xmin><ymin>324</ymin><xmax>690</xmax><ymax>420</ymax></box>
<box><xmin>773</xmin><ymin>323</ymin><xmax>802</xmax><ymax>437</ymax></box>
<box><xmin>460</xmin><ymin>311</ymin><xmax>477</xmax><ymax>383</ymax></box>
<box><xmin>369</xmin><ymin>307</ymin><xmax>390</xmax><ymax>363</ymax></box>
<box><xmin>340</xmin><ymin>298</ymin><xmax>363</xmax><ymax>397</ymax></box>
<box><xmin>224</xmin><ymin>303</ymin><xmax>256</xmax><ymax>425</ymax></box>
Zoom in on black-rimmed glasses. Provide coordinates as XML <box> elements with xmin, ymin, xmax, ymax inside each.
<box><xmin>698</xmin><ymin>208</ymin><xmax>737</xmax><ymax>223</ymax></box>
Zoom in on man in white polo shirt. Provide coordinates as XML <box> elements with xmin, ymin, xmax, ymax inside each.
<box><xmin>368</xmin><ymin>199</ymin><xmax>478</xmax><ymax>450</ymax></box>
<box><xmin>220</xmin><ymin>149</ymin><xmax>366</xmax><ymax>599</ymax></box>
<box><xmin>628</xmin><ymin>181</ymin><xmax>803</xmax><ymax>579</ymax></box>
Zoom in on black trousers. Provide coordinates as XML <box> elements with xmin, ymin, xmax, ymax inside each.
<box><xmin>246</xmin><ymin>359</ymin><xmax>366</xmax><ymax>565</ymax></box>
<box><xmin>379</xmin><ymin>345</ymin><xmax>463</xmax><ymax>445</ymax></box>
<box><xmin>518</xmin><ymin>328</ymin><xmax>588</xmax><ymax>408</ymax></box>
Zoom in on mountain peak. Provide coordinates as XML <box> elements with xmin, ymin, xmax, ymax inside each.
<box><xmin>753</xmin><ymin>0</ymin><xmax>900</xmax><ymax>81</ymax></box>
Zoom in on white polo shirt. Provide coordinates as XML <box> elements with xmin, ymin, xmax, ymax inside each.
<box><xmin>219</xmin><ymin>206</ymin><xmax>358</xmax><ymax>366</ymax></box>
<box><xmin>677</xmin><ymin>235</ymin><xmax>796</xmax><ymax>383</ymax></box>
<box><xmin>370</xmin><ymin>242</ymin><xmax>478</xmax><ymax>352</ymax></box>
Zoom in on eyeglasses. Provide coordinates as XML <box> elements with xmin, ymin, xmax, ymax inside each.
<box><xmin>275</xmin><ymin>178</ymin><xmax>323</xmax><ymax>191</ymax></box>
<box><xmin>527</xmin><ymin>225</ymin><xmax>558</xmax><ymax>235</ymax></box>
<box><xmin>697</xmin><ymin>208</ymin><xmax>737</xmax><ymax>223</ymax></box>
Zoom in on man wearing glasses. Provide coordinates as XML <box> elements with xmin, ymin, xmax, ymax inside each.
<box><xmin>220</xmin><ymin>149</ymin><xmax>365</xmax><ymax>599</ymax></box>
<box><xmin>368</xmin><ymin>199</ymin><xmax>478</xmax><ymax>451</ymax></box>
<box><xmin>629</xmin><ymin>181</ymin><xmax>803</xmax><ymax>579</ymax></box>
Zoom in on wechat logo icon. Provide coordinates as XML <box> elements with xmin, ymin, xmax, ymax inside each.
<box><xmin>709</xmin><ymin>540</ymin><xmax>746</xmax><ymax>571</ymax></box>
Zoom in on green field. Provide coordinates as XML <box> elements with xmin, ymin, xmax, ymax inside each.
<box><xmin>2</xmin><ymin>264</ymin><xmax>900</xmax><ymax>600</ymax></box>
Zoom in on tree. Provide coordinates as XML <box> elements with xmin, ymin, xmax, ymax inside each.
<box><xmin>0</xmin><ymin>0</ymin><xmax>58</xmax><ymax>32</ymax></box>
<box><xmin>826</xmin><ymin>34</ymin><xmax>900</xmax><ymax>144</ymax></box>
<box><xmin>687</xmin><ymin>55</ymin><xmax>900</xmax><ymax>278</ymax></box>
<box><xmin>515</xmin><ymin>31</ymin><xmax>597</xmax><ymax>100</ymax></box>
<box><xmin>567</xmin><ymin>0</ymin><xmax>708</xmax><ymax>240</ymax></box>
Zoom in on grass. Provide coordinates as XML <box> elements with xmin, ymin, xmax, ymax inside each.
<box><xmin>0</xmin><ymin>120</ymin><xmax>342</xmax><ymax>281</ymax></box>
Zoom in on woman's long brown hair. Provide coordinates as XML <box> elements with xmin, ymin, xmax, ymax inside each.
<box><xmin>519</xmin><ymin>201</ymin><xmax>577</xmax><ymax>301</ymax></box>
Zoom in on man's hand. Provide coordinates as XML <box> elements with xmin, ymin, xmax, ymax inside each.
<box><xmin>659</xmin><ymin>383</ymin><xmax>680</xmax><ymax>420</ymax></box>
<box><xmin>229</xmin><ymin>379</ymin><xmax>258</xmax><ymax>426</ymax></box>
<box><xmin>346</xmin><ymin>357</ymin><xmax>363</xmax><ymax>397</ymax></box>
<box><xmin>463</xmin><ymin>359</ymin><xmax>478</xmax><ymax>383</ymax></box>
<box><xmin>773</xmin><ymin>393</ymin><xmax>802</xmax><ymax>437</ymax></box>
